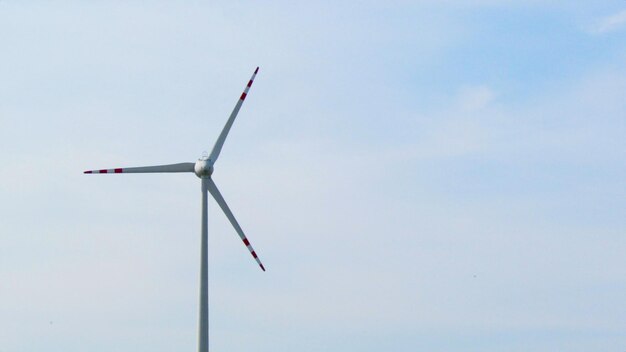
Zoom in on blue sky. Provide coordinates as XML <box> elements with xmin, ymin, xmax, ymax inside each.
<box><xmin>1</xmin><ymin>1</ymin><xmax>625</xmax><ymax>351</ymax></box>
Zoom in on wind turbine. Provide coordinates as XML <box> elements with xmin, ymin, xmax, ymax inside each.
<box><xmin>84</xmin><ymin>67</ymin><xmax>265</xmax><ymax>352</ymax></box>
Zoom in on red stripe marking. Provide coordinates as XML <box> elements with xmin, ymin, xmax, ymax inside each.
<box><xmin>240</xmin><ymin>92</ymin><xmax>247</xmax><ymax>100</ymax></box>
<box><xmin>251</xmin><ymin>251</ymin><xmax>258</xmax><ymax>258</ymax></box>
<box><xmin>254</xmin><ymin>67</ymin><xmax>259</xmax><ymax>74</ymax></box>
<box><xmin>114</xmin><ymin>168</ymin><xmax>123</xmax><ymax>173</ymax></box>
<box><xmin>247</xmin><ymin>80</ymin><xmax>253</xmax><ymax>87</ymax></box>
<box><xmin>243</xmin><ymin>238</ymin><xmax>250</xmax><ymax>246</ymax></box>
<box><xmin>99</xmin><ymin>169</ymin><xmax>108</xmax><ymax>174</ymax></box>
<box><xmin>84</xmin><ymin>170</ymin><xmax>92</xmax><ymax>174</ymax></box>
<box><xmin>260</xmin><ymin>263</ymin><xmax>265</xmax><ymax>271</ymax></box>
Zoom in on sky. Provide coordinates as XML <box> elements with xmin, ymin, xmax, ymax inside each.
<box><xmin>1</xmin><ymin>1</ymin><xmax>625</xmax><ymax>351</ymax></box>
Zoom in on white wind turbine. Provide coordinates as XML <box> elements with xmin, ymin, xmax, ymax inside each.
<box><xmin>84</xmin><ymin>67</ymin><xmax>264</xmax><ymax>352</ymax></box>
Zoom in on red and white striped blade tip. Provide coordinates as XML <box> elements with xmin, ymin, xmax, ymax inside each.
<box><xmin>254</xmin><ymin>66</ymin><xmax>259</xmax><ymax>74</ymax></box>
<box><xmin>260</xmin><ymin>263</ymin><xmax>266</xmax><ymax>271</ymax></box>
<box><xmin>84</xmin><ymin>169</ymin><xmax>122</xmax><ymax>174</ymax></box>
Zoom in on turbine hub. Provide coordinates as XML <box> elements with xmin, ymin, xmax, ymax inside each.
<box><xmin>194</xmin><ymin>157</ymin><xmax>213</xmax><ymax>178</ymax></box>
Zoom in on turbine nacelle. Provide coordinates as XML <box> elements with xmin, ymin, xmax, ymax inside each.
<box><xmin>194</xmin><ymin>156</ymin><xmax>214</xmax><ymax>178</ymax></box>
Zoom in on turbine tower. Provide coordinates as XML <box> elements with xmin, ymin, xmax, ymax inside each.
<box><xmin>84</xmin><ymin>67</ymin><xmax>265</xmax><ymax>352</ymax></box>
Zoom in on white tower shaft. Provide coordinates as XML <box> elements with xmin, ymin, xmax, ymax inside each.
<box><xmin>199</xmin><ymin>178</ymin><xmax>209</xmax><ymax>352</ymax></box>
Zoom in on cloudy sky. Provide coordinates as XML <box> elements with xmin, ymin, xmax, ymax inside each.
<box><xmin>1</xmin><ymin>1</ymin><xmax>625</xmax><ymax>351</ymax></box>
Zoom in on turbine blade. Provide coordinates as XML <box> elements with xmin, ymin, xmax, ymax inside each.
<box><xmin>84</xmin><ymin>162</ymin><xmax>194</xmax><ymax>174</ymax></box>
<box><xmin>208</xmin><ymin>67</ymin><xmax>259</xmax><ymax>166</ymax></box>
<box><xmin>205</xmin><ymin>177</ymin><xmax>265</xmax><ymax>271</ymax></box>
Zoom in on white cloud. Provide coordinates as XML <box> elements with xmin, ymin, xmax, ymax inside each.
<box><xmin>590</xmin><ymin>9</ymin><xmax>626</xmax><ymax>34</ymax></box>
<box><xmin>457</xmin><ymin>85</ymin><xmax>496</xmax><ymax>111</ymax></box>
